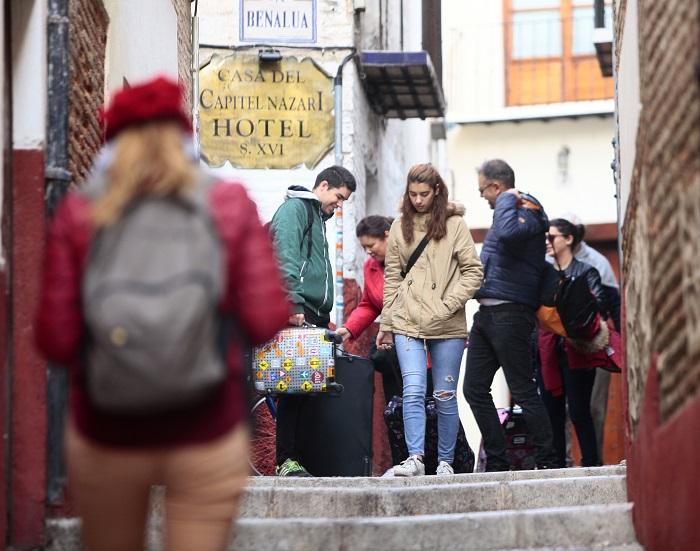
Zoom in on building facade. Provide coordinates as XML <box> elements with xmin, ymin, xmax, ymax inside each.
<box><xmin>196</xmin><ymin>0</ymin><xmax>445</xmax><ymax>322</ymax></box>
<box><xmin>614</xmin><ymin>0</ymin><xmax>700</xmax><ymax>549</ymax></box>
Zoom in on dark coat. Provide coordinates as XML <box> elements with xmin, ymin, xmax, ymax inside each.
<box><xmin>475</xmin><ymin>192</ymin><xmax>549</xmax><ymax>309</ymax></box>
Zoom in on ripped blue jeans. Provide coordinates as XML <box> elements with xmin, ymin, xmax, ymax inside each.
<box><xmin>394</xmin><ymin>335</ymin><xmax>464</xmax><ymax>464</ymax></box>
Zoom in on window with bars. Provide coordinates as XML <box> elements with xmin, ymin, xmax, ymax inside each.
<box><xmin>505</xmin><ymin>0</ymin><xmax>613</xmax><ymax>106</ymax></box>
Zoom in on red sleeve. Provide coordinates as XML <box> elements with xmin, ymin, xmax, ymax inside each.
<box><xmin>35</xmin><ymin>194</ymin><xmax>91</xmax><ymax>364</ymax></box>
<box><xmin>210</xmin><ymin>182</ymin><xmax>289</xmax><ymax>345</ymax></box>
<box><xmin>344</xmin><ymin>259</ymin><xmax>382</xmax><ymax>339</ymax></box>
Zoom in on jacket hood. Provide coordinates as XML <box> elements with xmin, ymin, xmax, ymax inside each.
<box><xmin>447</xmin><ymin>202</ymin><xmax>466</xmax><ymax>217</ymax></box>
<box><xmin>285</xmin><ymin>185</ymin><xmax>319</xmax><ymax>202</ymax></box>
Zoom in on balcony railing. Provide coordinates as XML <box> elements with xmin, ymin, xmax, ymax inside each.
<box><xmin>444</xmin><ymin>12</ymin><xmax>613</xmax><ymax>119</ymax></box>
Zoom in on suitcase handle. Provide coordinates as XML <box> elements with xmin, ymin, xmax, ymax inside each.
<box><xmin>326</xmin><ymin>381</ymin><xmax>344</xmax><ymax>395</ymax></box>
<box><xmin>325</xmin><ymin>330</ymin><xmax>343</xmax><ymax>345</ymax></box>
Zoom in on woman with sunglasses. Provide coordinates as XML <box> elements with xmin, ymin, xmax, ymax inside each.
<box><xmin>539</xmin><ymin>218</ymin><xmax>609</xmax><ymax>467</ymax></box>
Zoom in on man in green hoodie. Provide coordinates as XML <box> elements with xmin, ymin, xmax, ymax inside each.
<box><xmin>271</xmin><ymin>165</ymin><xmax>356</xmax><ymax>476</ymax></box>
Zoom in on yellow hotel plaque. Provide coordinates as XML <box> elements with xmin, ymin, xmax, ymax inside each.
<box><xmin>198</xmin><ymin>53</ymin><xmax>334</xmax><ymax>169</ymax></box>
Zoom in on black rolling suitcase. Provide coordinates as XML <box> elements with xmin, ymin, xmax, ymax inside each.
<box><xmin>297</xmin><ymin>354</ymin><xmax>374</xmax><ymax>476</ymax></box>
<box><xmin>384</xmin><ymin>396</ymin><xmax>475</xmax><ymax>474</ymax></box>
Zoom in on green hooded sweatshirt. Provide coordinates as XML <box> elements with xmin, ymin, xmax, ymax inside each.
<box><xmin>270</xmin><ymin>186</ymin><xmax>334</xmax><ymax>323</ymax></box>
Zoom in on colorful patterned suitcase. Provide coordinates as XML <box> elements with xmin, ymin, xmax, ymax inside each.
<box><xmin>252</xmin><ymin>327</ymin><xmax>342</xmax><ymax>395</ymax></box>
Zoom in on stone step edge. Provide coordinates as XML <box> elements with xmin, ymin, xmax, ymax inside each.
<box><xmin>243</xmin><ymin>474</ymin><xmax>627</xmax><ymax>496</ymax></box>
<box><xmin>489</xmin><ymin>546</ymin><xmax>643</xmax><ymax>551</ymax></box>
<box><xmin>45</xmin><ymin>502</ymin><xmax>634</xmax><ymax>532</ymax></box>
<box><xmin>248</xmin><ymin>465</ymin><xmax>626</xmax><ymax>486</ymax></box>
<box><xmin>235</xmin><ymin>502</ymin><xmax>635</xmax><ymax>526</ymax></box>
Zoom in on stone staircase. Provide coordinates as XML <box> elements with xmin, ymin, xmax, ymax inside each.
<box><xmin>46</xmin><ymin>465</ymin><xmax>643</xmax><ymax>551</ymax></box>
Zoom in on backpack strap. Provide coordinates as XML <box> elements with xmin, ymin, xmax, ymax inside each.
<box><xmin>299</xmin><ymin>199</ymin><xmax>315</xmax><ymax>262</ymax></box>
<box><xmin>400</xmin><ymin>234</ymin><xmax>430</xmax><ymax>279</ymax></box>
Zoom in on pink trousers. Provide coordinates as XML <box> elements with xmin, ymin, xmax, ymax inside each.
<box><xmin>66</xmin><ymin>421</ymin><xmax>249</xmax><ymax>551</ymax></box>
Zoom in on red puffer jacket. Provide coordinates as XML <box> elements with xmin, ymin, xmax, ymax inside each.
<box><xmin>343</xmin><ymin>257</ymin><xmax>384</xmax><ymax>339</ymax></box>
<box><xmin>35</xmin><ymin>180</ymin><xmax>290</xmax><ymax>448</ymax></box>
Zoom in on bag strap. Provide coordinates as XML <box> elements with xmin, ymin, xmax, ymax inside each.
<box><xmin>400</xmin><ymin>234</ymin><xmax>430</xmax><ymax>279</ymax></box>
<box><xmin>299</xmin><ymin>199</ymin><xmax>315</xmax><ymax>261</ymax></box>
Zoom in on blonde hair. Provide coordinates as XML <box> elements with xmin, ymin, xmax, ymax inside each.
<box><xmin>92</xmin><ymin>121</ymin><xmax>196</xmax><ymax>227</ymax></box>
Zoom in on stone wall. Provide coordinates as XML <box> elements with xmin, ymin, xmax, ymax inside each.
<box><xmin>69</xmin><ymin>0</ymin><xmax>108</xmax><ymax>185</ymax></box>
<box><xmin>619</xmin><ymin>0</ymin><xmax>700</xmax><ymax>425</ymax></box>
<box><xmin>173</xmin><ymin>0</ymin><xmax>192</xmax><ymax>111</ymax></box>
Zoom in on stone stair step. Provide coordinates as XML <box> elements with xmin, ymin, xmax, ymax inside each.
<box><xmin>231</xmin><ymin>503</ymin><xmax>637</xmax><ymax>551</ymax></box>
<box><xmin>241</xmin><ymin>475</ymin><xmax>627</xmax><ymax>518</ymax></box>
<box><xmin>492</xmin><ymin>546</ymin><xmax>643</xmax><ymax>551</ymax></box>
<box><xmin>248</xmin><ymin>465</ymin><xmax>626</xmax><ymax>488</ymax></box>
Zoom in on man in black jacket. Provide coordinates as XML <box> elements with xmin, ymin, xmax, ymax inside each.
<box><xmin>463</xmin><ymin>159</ymin><xmax>557</xmax><ymax>471</ymax></box>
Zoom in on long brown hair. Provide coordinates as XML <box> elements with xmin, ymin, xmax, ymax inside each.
<box><xmin>92</xmin><ymin>121</ymin><xmax>196</xmax><ymax>227</ymax></box>
<box><xmin>400</xmin><ymin>163</ymin><xmax>449</xmax><ymax>243</ymax></box>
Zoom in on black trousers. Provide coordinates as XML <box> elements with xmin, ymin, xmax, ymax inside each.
<box><xmin>275</xmin><ymin>309</ymin><xmax>329</xmax><ymax>466</ymax></box>
<box><xmin>537</xmin><ymin>341</ymin><xmax>599</xmax><ymax>467</ymax></box>
<box><xmin>463</xmin><ymin>304</ymin><xmax>557</xmax><ymax>470</ymax></box>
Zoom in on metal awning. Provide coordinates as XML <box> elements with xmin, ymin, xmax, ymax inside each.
<box><xmin>358</xmin><ymin>51</ymin><xmax>446</xmax><ymax>120</ymax></box>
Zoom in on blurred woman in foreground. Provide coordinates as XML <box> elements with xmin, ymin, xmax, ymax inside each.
<box><xmin>35</xmin><ymin>76</ymin><xmax>288</xmax><ymax>550</ymax></box>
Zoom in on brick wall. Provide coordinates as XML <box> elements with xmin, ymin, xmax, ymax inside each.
<box><xmin>69</xmin><ymin>0</ymin><xmax>108</xmax><ymax>185</ymax></box>
<box><xmin>172</xmin><ymin>0</ymin><xmax>192</xmax><ymax>112</ymax></box>
<box><xmin>619</xmin><ymin>0</ymin><xmax>700</xmax><ymax>424</ymax></box>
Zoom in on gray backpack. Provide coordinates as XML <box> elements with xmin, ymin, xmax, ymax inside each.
<box><xmin>81</xmin><ymin>173</ymin><xmax>226</xmax><ymax>414</ymax></box>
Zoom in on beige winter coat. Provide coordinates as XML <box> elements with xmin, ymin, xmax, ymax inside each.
<box><xmin>380</xmin><ymin>202</ymin><xmax>483</xmax><ymax>339</ymax></box>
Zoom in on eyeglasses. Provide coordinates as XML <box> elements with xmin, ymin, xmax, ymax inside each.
<box><xmin>478</xmin><ymin>182</ymin><xmax>496</xmax><ymax>196</ymax></box>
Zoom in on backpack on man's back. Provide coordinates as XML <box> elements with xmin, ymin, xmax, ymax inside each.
<box><xmin>81</xmin><ymin>172</ymin><xmax>226</xmax><ymax>415</ymax></box>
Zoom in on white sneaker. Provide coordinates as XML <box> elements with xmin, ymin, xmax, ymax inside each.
<box><xmin>435</xmin><ymin>461</ymin><xmax>454</xmax><ymax>476</ymax></box>
<box><xmin>393</xmin><ymin>455</ymin><xmax>425</xmax><ymax>477</ymax></box>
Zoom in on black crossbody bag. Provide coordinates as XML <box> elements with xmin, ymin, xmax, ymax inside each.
<box><xmin>400</xmin><ymin>234</ymin><xmax>431</xmax><ymax>279</ymax></box>
<box><xmin>371</xmin><ymin>234</ymin><xmax>431</xmax><ymax>371</ymax></box>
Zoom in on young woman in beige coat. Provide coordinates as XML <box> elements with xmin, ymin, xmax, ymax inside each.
<box><xmin>377</xmin><ymin>163</ymin><xmax>483</xmax><ymax>476</ymax></box>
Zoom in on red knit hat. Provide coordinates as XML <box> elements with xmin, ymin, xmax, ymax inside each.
<box><xmin>101</xmin><ymin>75</ymin><xmax>192</xmax><ymax>141</ymax></box>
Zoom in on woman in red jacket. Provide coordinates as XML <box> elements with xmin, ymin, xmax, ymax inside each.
<box><xmin>337</xmin><ymin>215</ymin><xmax>393</xmax><ymax>344</ymax></box>
<box><xmin>35</xmin><ymin>77</ymin><xmax>289</xmax><ymax>551</ymax></box>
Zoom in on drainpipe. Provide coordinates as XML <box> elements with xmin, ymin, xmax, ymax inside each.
<box><xmin>333</xmin><ymin>50</ymin><xmax>356</xmax><ymax>328</ymax></box>
<box><xmin>45</xmin><ymin>0</ymin><xmax>71</xmax><ymax>507</ymax></box>
<box><xmin>46</xmin><ymin>0</ymin><xmax>71</xmax><ymax>214</ymax></box>
<box><xmin>191</xmin><ymin>5</ymin><xmax>200</xmax><ymax>156</ymax></box>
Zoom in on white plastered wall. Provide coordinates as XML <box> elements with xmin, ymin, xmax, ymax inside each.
<box><xmin>11</xmin><ymin>0</ymin><xmax>46</xmax><ymax>149</ymax></box>
<box><xmin>443</xmin><ymin>0</ymin><xmax>505</xmax><ymax>119</ymax></box>
<box><xmin>102</xmin><ymin>0</ymin><xmax>179</xmax><ymax>97</ymax></box>
<box><xmin>449</xmin><ymin>117</ymin><xmax>617</xmax><ymax>230</ymax></box>
<box><xmin>615</xmin><ymin>0</ymin><xmax>641</xmax><ymax>225</ymax></box>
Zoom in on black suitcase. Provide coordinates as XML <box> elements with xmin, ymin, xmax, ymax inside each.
<box><xmin>297</xmin><ymin>354</ymin><xmax>374</xmax><ymax>476</ymax></box>
<box><xmin>384</xmin><ymin>396</ymin><xmax>475</xmax><ymax>474</ymax></box>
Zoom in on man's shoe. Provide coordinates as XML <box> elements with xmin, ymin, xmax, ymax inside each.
<box><xmin>393</xmin><ymin>455</ymin><xmax>425</xmax><ymax>477</ymax></box>
<box><xmin>435</xmin><ymin>461</ymin><xmax>454</xmax><ymax>476</ymax></box>
<box><xmin>275</xmin><ymin>458</ymin><xmax>313</xmax><ymax>477</ymax></box>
